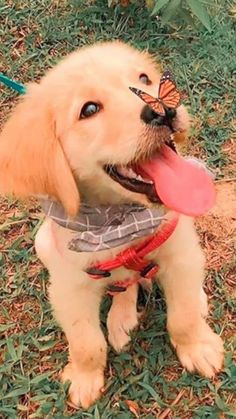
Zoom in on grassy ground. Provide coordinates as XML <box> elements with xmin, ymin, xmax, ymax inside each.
<box><xmin>0</xmin><ymin>1</ymin><xmax>235</xmax><ymax>417</ymax></box>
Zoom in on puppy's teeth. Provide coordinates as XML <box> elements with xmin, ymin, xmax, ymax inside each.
<box><xmin>128</xmin><ymin>169</ymin><xmax>137</xmax><ymax>178</ymax></box>
<box><xmin>117</xmin><ymin>165</ymin><xmax>153</xmax><ymax>183</ymax></box>
<box><xmin>118</xmin><ymin>166</ymin><xmax>137</xmax><ymax>179</ymax></box>
<box><xmin>136</xmin><ymin>174</ymin><xmax>153</xmax><ymax>184</ymax></box>
<box><xmin>125</xmin><ymin>168</ymin><xmax>137</xmax><ymax>178</ymax></box>
<box><xmin>136</xmin><ymin>174</ymin><xmax>144</xmax><ymax>182</ymax></box>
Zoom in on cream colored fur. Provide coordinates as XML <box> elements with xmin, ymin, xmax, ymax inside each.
<box><xmin>0</xmin><ymin>41</ymin><xmax>224</xmax><ymax>408</ymax></box>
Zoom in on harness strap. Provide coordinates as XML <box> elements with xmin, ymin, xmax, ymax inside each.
<box><xmin>0</xmin><ymin>73</ymin><xmax>26</xmax><ymax>94</ymax></box>
<box><xmin>86</xmin><ymin>215</ymin><xmax>179</xmax><ymax>287</ymax></box>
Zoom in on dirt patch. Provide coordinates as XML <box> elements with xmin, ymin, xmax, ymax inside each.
<box><xmin>211</xmin><ymin>181</ymin><xmax>236</xmax><ymax>219</ymax></box>
<box><xmin>221</xmin><ymin>138</ymin><xmax>236</xmax><ymax>177</ymax></box>
<box><xmin>221</xmin><ymin>138</ymin><xmax>236</xmax><ymax>161</ymax></box>
<box><xmin>197</xmin><ymin>181</ymin><xmax>236</xmax><ymax>272</ymax></box>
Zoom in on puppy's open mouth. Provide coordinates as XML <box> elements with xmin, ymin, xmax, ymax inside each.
<box><xmin>104</xmin><ymin>138</ymin><xmax>176</xmax><ymax>204</ymax></box>
<box><xmin>104</xmin><ymin>136</ymin><xmax>216</xmax><ymax>216</ymax></box>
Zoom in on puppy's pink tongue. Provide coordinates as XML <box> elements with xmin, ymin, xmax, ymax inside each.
<box><xmin>140</xmin><ymin>145</ymin><xmax>216</xmax><ymax>216</ymax></box>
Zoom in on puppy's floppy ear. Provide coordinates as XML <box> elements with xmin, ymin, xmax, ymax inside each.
<box><xmin>0</xmin><ymin>84</ymin><xmax>79</xmax><ymax>216</ymax></box>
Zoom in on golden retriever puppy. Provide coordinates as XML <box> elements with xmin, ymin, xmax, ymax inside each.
<box><xmin>0</xmin><ymin>41</ymin><xmax>224</xmax><ymax>408</ymax></box>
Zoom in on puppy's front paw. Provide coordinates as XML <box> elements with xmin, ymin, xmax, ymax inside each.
<box><xmin>61</xmin><ymin>363</ymin><xmax>104</xmax><ymax>408</ymax></box>
<box><xmin>107</xmin><ymin>303</ymin><xmax>138</xmax><ymax>352</ymax></box>
<box><xmin>172</xmin><ymin>325</ymin><xmax>224</xmax><ymax>378</ymax></box>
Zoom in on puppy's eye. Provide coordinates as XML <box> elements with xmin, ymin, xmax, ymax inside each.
<box><xmin>139</xmin><ymin>73</ymin><xmax>151</xmax><ymax>85</ymax></box>
<box><xmin>80</xmin><ymin>102</ymin><xmax>101</xmax><ymax>119</ymax></box>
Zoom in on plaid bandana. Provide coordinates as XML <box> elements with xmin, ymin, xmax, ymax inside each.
<box><xmin>40</xmin><ymin>159</ymin><xmax>214</xmax><ymax>253</ymax></box>
<box><xmin>41</xmin><ymin>200</ymin><xmax>167</xmax><ymax>252</ymax></box>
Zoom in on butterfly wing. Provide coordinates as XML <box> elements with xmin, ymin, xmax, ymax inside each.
<box><xmin>129</xmin><ymin>87</ymin><xmax>165</xmax><ymax>116</ymax></box>
<box><xmin>158</xmin><ymin>70</ymin><xmax>181</xmax><ymax>109</ymax></box>
<box><xmin>149</xmin><ymin>100</ymin><xmax>165</xmax><ymax>116</ymax></box>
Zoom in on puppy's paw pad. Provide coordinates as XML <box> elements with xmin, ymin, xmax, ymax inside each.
<box><xmin>175</xmin><ymin>332</ymin><xmax>224</xmax><ymax>378</ymax></box>
<box><xmin>61</xmin><ymin>363</ymin><xmax>104</xmax><ymax>408</ymax></box>
<box><xmin>107</xmin><ymin>308</ymin><xmax>138</xmax><ymax>352</ymax></box>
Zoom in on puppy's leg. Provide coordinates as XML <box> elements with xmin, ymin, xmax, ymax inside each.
<box><xmin>50</xmin><ymin>281</ymin><xmax>106</xmax><ymax>408</ymax></box>
<box><xmin>107</xmin><ymin>283</ymin><xmax>139</xmax><ymax>352</ymax></box>
<box><xmin>156</xmin><ymin>216</ymin><xmax>224</xmax><ymax>377</ymax></box>
<box><xmin>200</xmin><ymin>287</ymin><xmax>209</xmax><ymax>318</ymax></box>
<box><xmin>35</xmin><ymin>221</ymin><xmax>107</xmax><ymax>408</ymax></box>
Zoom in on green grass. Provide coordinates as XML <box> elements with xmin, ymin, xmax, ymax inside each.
<box><xmin>0</xmin><ymin>205</ymin><xmax>235</xmax><ymax>418</ymax></box>
<box><xmin>0</xmin><ymin>1</ymin><xmax>236</xmax><ymax>417</ymax></box>
<box><xmin>1</xmin><ymin>0</ymin><xmax>235</xmax><ymax>167</ymax></box>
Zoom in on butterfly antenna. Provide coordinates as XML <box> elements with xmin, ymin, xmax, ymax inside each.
<box><xmin>129</xmin><ymin>86</ymin><xmax>143</xmax><ymax>95</ymax></box>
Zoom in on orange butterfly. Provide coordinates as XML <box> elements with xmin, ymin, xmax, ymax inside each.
<box><xmin>129</xmin><ymin>70</ymin><xmax>181</xmax><ymax>116</ymax></box>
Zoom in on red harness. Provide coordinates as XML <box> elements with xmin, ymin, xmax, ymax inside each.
<box><xmin>86</xmin><ymin>214</ymin><xmax>179</xmax><ymax>295</ymax></box>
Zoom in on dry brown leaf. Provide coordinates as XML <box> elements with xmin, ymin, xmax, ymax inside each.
<box><xmin>125</xmin><ymin>400</ymin><xmax>140</xmax><ymax>418</ymax></box>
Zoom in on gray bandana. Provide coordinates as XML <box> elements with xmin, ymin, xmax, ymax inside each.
<box><xmin>40</xmin><ymin>159</ymin><xmax>214</xmax><ymax>253</ymax></box>
<box><xmin>41</xmin><ymin>200</ymin><xmax>166</xmax><ymax>253</ymax></box>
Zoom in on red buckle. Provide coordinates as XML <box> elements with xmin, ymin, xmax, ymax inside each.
<box><xmin>85</xmin><ymin>216</ymin><xmax>178</xmax><ymax>283</ymax></box>
<box><xmin>119</xmin><ymin>247</ymin><xmax>145</xmax><ymax>271</ymax></box>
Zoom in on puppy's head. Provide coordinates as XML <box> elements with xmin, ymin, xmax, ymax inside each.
<box><xmin>0</xmin><ymin>41</ymin><xmax>189</xmax><ymax>215</ymax></box>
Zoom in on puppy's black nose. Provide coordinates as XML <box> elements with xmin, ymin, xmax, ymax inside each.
<box><xmin>140</xmin><ymin>105</ymin><xmax>177</xmax><ymax>126</ymax></box>
<box><xmin>165</xmin><ymin>108</ymin><xmax>176</xmax><ymax>119</ymax></box>
<box><xmin>141</xmin><ymin>105</ymin><xmax>165</xmax><ymax>126</ymax></box>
